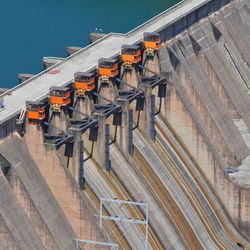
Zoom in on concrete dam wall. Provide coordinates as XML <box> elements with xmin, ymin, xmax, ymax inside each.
<box><xmin>0</xmin><ymin>0</ymin><xmax>250</xmax><ymax>249</ymax></box>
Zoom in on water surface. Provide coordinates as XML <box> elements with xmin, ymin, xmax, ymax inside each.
<box><xmin>0</xmin><ymin>0</ymin><xmax>181</xmax><ymax>88</ymax></box>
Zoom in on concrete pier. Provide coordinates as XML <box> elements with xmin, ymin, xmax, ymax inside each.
<box><xmin>67</xmin><ymin>46</ymin><xmax>83</xmax><ymax>56</ymax></box>
<box><xmin>89</xmin><ymin>32</ymin><xmax>106</xmax><ymax>43</ymax></box>
<box><xmin>18</xmin><ymin>74</ymin><xmax>35</xmax><ymax>83</ymax></box>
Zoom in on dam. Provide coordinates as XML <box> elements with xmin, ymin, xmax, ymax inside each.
<box><xmin>0</xmin><ymin>0</ymin><xmax>250</xmax><ymax>249</ymax></box>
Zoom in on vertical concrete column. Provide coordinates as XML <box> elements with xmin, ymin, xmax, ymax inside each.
<box><xmin>66</xmin><ymin>132</ymin><xmax>81</xmax><ymax>182</ymax></box>
<box><xmin>73</xmin><ymin>96</ymin><xmax>94</xmax><ymax>155</ymax></box>
<box><xmin>78</xmin><ymin>139</ymin><xmax>85</xmax><ymax>189</ymax></box>
<box><xmin>92</xmin><ymin>113</ymin><xmax>107</xmax><ymax>169</ymax></box>
<box><xmin>116</xmin><ymin>98</ymin><xmax>130</xmax><ymax>154</ymax></box>
<box><xmin>140</xmin><ymin>84</ymin><xmax>155</xmax><ymax>139</ymax></box>
<box><xmin>150</xmin><ymin>95</ymin><xmax>156</xmax><ymax>141</ymax></box>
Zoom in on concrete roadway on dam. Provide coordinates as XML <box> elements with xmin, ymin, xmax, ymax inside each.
<box><xmin>0</xmin><ymin>0</ymin><xmax>211</xmax><ymax>124</ymax></box>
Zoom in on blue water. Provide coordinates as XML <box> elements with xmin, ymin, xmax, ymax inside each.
<box><xmin>0</xmin><ymin>0</ymin><xmax>181</xmax><ymax>88</ymax></box>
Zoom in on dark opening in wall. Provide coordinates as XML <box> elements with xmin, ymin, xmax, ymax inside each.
<box><xmin>0</xmin><ymin>154</ymin><xmax>11</xmax><ymax>177</ymax></box>
<box><xmin>236</xmin><ymin>242</ymin><xmax>244</xmax><ymax>248</ymax></box>
<box><xmin>2</xmin><ymin>166</ymin><xmax>10</xmax><ymax>176</ymax></box>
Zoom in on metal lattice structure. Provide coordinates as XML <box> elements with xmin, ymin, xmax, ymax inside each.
<box><xmin>74</xmin><ymin>239</ymin><xmax>118</xmax><ymax>249</ymax></box>
<box><xmin>99</xmin><ymin>198</ymin><xmax>149</xmax><ymax>250</ymax></box>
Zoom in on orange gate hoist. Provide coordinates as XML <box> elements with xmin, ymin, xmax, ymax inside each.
<box><xmin>26</xmin><ymin>101</ymin><xmax>46</xmax><ymax>124</ymax></box>
<box><xmin>121</xmin><ymin>45</ymin><xmax>141</xmax><ymax>70</ymax></box>
<box><xmin>143</xmin><ymin>32</ymin><xmax>161</xmax><ymax>56</ymax></box>
<box><xmin>49</xmin><ymin>86</ymin><xmax>71</xmax><ymax>112</ymax></box>
<box><xmin>74</xmin><ymin>71</ymin><xmax>96</xmax><ymax>97</ymax></box>
<box><xmin>98</xmin><ymin>58</ymin><xmax>119</xmax><ymax>83</ymax></box>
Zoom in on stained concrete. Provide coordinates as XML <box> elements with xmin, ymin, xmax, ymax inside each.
<box><xmin>229</xmin><ymin>156</ymin><xmax>250</xmax><ymax>187</ymax></box>
<box><xmin>0</xmin><ymin>134</ymin><xmax>77</xmax><ymax>250</ymax></box>
<box><xmin>0</xmin><ymin>167</ymin><xmax>45</xmax><ymax>250</ymax></box>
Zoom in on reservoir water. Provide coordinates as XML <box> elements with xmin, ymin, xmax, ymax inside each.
<box><xmin>0</xmin><ymin>0</ymin><xmax>181</xmax><ymax>88</ymax></box>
